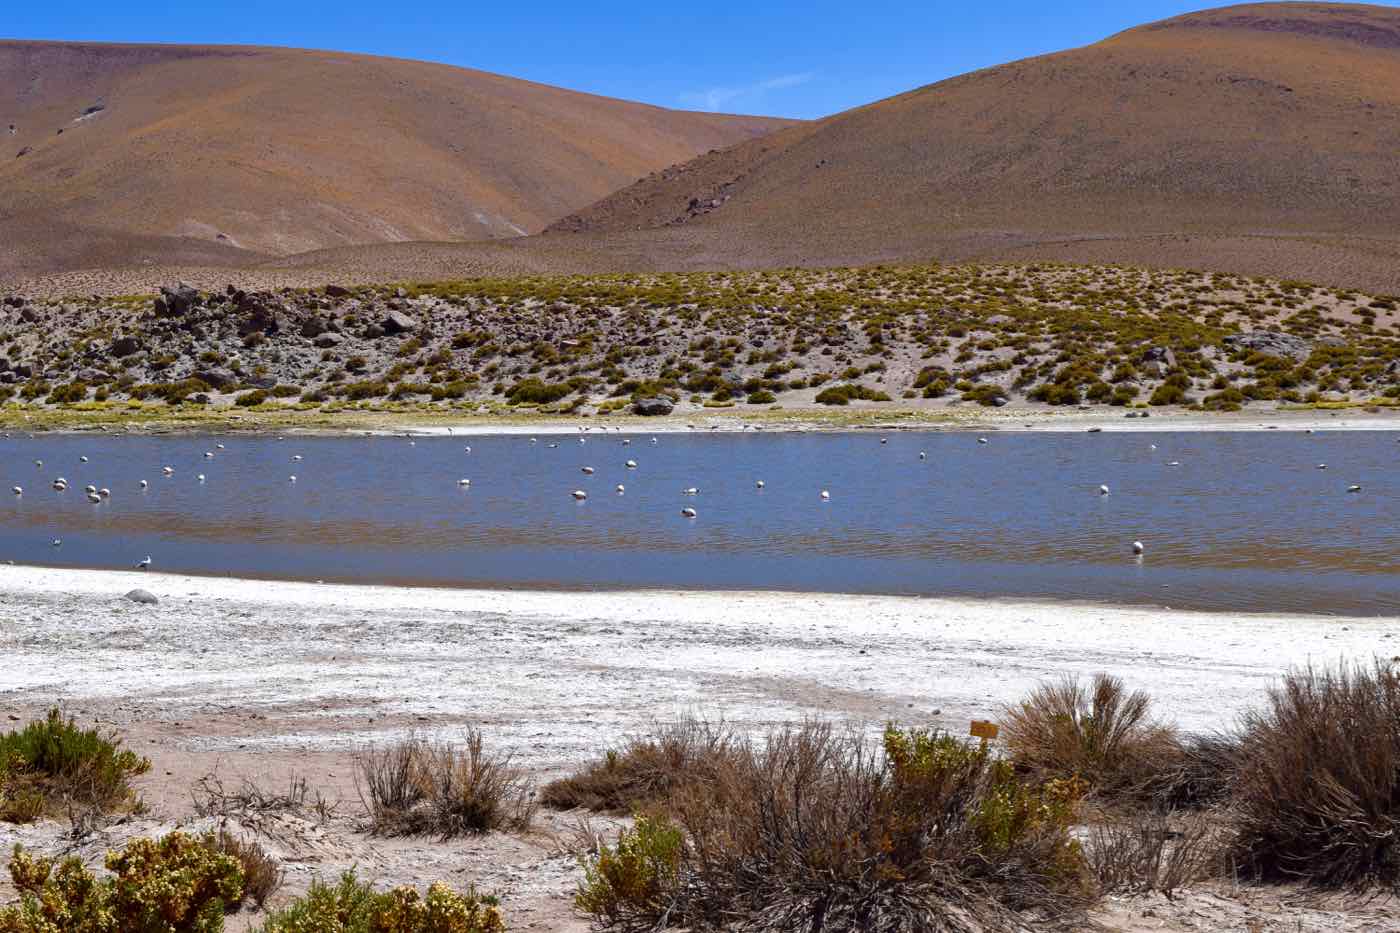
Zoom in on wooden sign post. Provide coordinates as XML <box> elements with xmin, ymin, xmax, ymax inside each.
<box><xmin>969</xmin><ymin>720</ymin><xmax>999</xmax><ymax>742</ymax></box>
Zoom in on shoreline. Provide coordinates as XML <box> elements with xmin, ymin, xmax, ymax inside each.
<box><xmin>3</xmin><ymin>402</ymin><xmax>1400</xmax><ymax>436</ymax></box>
<box><xmin>0</xmin><ymin>559</ymin><xmax>1390</xmax><ymax>619</ymax></box>
<box><xmin>2</xmin><ymin>563</ymin><xmax>1394</xmax><ymax>742</ymax></box>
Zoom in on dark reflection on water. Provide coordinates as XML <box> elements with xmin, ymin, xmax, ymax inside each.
<box><xmin>1</xmin><ymin>430</ymin><xmax>1397</xmax><ymax>615</ymax></box>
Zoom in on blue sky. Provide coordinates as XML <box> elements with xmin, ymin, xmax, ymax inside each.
<box><xmin>9</xmin><ymin>2</ymin><xmax>1395</xmax><ymax>119</ymax></box>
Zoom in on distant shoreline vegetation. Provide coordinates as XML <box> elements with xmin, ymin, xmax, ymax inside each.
<box><xmin>0</xmin><ymin>262</ymin><xmax>1396</xmax><ymax>422</ymax></box>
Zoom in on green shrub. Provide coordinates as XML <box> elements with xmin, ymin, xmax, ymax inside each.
<box><xmin>575</xmin><ymin>816</ymin><xmax>682</xmax><ymax>928</ymax></box>
<box><xmin>258</xmin><ymin>871</ymin><xmax>504</xmax><ymax>933</ymax></box>
<box><xmin>506</xmin><ymin>378</ymin><xmax>573</xmax><ymax>405</ymax></box>
<box><xmin>270</xmin><ymin>385</ymin><xmax>302</xmax><ymax>398</ymax></box>
<box><xmin>46</xmin><ymin>382</ymin><xmax>88</xmax><ymax>405</ymax></box>
<box><xmin>745</xmin><ymin>390</ymin><xmax>776</xmax><ymax>404</ymax></box>
<box><xmin>0</xmin><ymin>831</ymin><xmax>243</xmax><ymax>932</ymax></box>
<box><xmin>234</xmin><ymin>389</ymin><xmax>269</xmax><ymax>407</ymax></box>
<box><xmin>961</xmin><ymin>383</ymin><xmax>1008</xmax><ymax>406</ymax></box>
<box><xmin>813</xmin><ymin>383</ymin><xmax>892</xmax><ymax>405</ymax></box>
<box><xmin>0</xmin><ymin>710</ymin><xmax>150</xmax><ymax>823</ymax></box>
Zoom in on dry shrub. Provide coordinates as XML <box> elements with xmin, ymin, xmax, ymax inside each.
<box><xmin>203</xmin><ymin>828</ymin><xmax>284</xmax><ymax>910</ymax></box>
<box><xmin>1227</xmin><ymin>661</ymin><xmax>1400</xmax><ymax>889</ymax></box>
<box><xmin>1147</xmin><ymin>733</ymin><xmax>1239</xmax><ymax>810</ymax></box>
<box><xmin>192</xmin><ymin>772</ymin><xmax>336</xmax><ymax>824</ymax></box>
<box><xmin>1085</xmin><ymin>810</ymin><xmax>1218</xmax><ymax>897</ymax></box>
<box><xmin>356</xmin><ymin>730</ymin><xmax>536</xmax><ymax>839</ymax></box>
<box><xmin>541</xmin><ymin>715</ymin><xmax>738</xmax><ymax>814</ymax></box>
<box><xmin>1001</xmin><ymin>673</ymin><xmax>1180</xmax><ymax>800</ymax></box>
<box><xmin>576</xmin><ymin>722</ymin><xmax>1094</xmax><ymax>932</ymax></box>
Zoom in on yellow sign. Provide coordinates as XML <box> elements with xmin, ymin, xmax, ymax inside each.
<box><xmin>969</xmin><ymin>720</ymin><xmax>999</xmax><ymax>740</ymax></box>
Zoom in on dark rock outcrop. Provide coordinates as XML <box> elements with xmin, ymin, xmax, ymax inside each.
<box><xmin>1222</xmin><ymin>331</ymin><xmax>1313</xmax><ymax>361</ymax></box>
<box><xmin>632</xmin><ymin>396</ymin><xmax>675</xmax><ymax>416</ymax></box>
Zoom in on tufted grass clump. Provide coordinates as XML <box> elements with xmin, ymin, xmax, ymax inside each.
<box><xmin>0</xmin><ymin>831</ymin><xmax>243</xmax><ymax>932</ymax></box>
<box><xmin>356</xmin><ymin>730</ymin><xmax>536</xmax><ymax>839</ymax></box>
<box><xmin>257</xmin><ymin>870</ymin><xmax>504</xmax><ymax>933</ymax></box>
<box><xmin>1001</xmin><ymin>674</ymin><xmax>1181</xmax><ymax>802</ymax></box>
<box><xmin>575</xmin><ymin>722</ymin><xmax>1093</xmax><ymax>931</ymax></box>
<box><xmin>0</xmin><ymin>709</ymin><xmax>150</xmax><ymax>824</ymax></box>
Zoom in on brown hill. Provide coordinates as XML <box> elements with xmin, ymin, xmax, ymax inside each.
<box><xmin>547</xmin><ymin>2</ymin><xmax>1400</xmax><ymax>290</ymax></box>
<box><xmin>0</xmin><ymin>41</ymin><xmax>791</xmax><ymax>279</ymax></box>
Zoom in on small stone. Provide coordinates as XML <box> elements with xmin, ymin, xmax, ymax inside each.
<box><xmin>124</xmin><ymin>589</ymin><xmax>158</xmax><ymax>605</ymax></box>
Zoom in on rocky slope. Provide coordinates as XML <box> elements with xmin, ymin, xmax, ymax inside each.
<box><xmin>0</xmin><ymin>263</ymin><xmax>1397</xmax><ymax>414</ymax></box>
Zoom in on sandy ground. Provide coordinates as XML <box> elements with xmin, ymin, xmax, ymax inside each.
<box><xmin>1</xmin><ymin>566</ymin><xmax>1397</xmax><ymax>929</ymax></box>
<box><xmin>7</xmin><ymin>399</ymin><xmax>1400</xmax><ymax>439</ymax></box>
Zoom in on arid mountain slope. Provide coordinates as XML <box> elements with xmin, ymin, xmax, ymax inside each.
<box><xmin>0</xmin><ymin>41</ymin><xmax>791</xmax><ymax>277</ymax></box>
<box><xmin>550</xmin><ymin>3</ymin><xmax>1400</xmax><ymax>283</ymax></box>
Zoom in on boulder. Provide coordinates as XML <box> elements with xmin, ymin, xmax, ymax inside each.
<box><xmin>1222</xmin><ymin>331</ymin><xmax>1313</xmax><ymax>361</ymax></box>
<box><xmin>157</xmin><ymin>282</ymin><xmax>199</xmax><ymax>317</ymax></box>
<box><xmin>300</xmin><ymin>315</ymin><xmax>329</xmax><ymax>338</ymax></box>
<box><xmin>313</xmin><ymin>332</ymin><xmax>343</xmax><ymax>348</ymax></box>
<box><xmin>192</xmin><ymin>368</ymin><xmax>237</xmax><ymax>390</ymax></box>
<box><xmin>76</xmin><ymin>368</ymin><xmax>110</xmax><ymax>383</ymax></box>
<box><xmin>124</xmin><ymin>589</ymin><xmax>159</xmax><ymax>605</ymax></box>
<box><xmin>19</xmin><ymin>307</ymin><xmax>38</xmax><ymax>323</ymax></box>
<box><xmin>1</xmin><ymin>296</ymin><xmax>25</xmax><ymax>308</ymax></box>
<box><xmin>12</xmin><ymin>364</ymin><xmax>31</xmax><ymax>378</ymax></box>
<box><xmin>1141</xmin><ymin>346</ymin><xmax>1177</xmax><ymax>369</ymax></box>
<box><xmin>244</xmin><ymin>375</ymin><xmax>278</xmax><ymax>389</ymax></box>
<box><xmin>0</xmin><ymin>358</ymin><xmax>8</xmax><ymax>372</ymax></box>
<box><xmin>381</xmin><ymin>310</ymin><xmax>415</xmax><ymax>335</ymax></box>
<box><xmin>109</xmin><ymin>335</ymin><xmax>142</xmax><ymax>357</ymax></box>
<box><xmin>325</xmin><ymin>284</ymin><xmax>352</xmax><ymax>298</ymax></box>
<box><xmin>238</xmin><ymin>310</ymin><xmax>281</xmax><ymax>337</ymax></box>
<box><xmin>632</xmin><ymin>396</ymin><xmax>675</xmax><ymax>416</ymax></box>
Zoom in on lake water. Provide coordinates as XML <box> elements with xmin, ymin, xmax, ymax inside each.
<box><xmin>1</xmin><ymin>430</ymin><xmax>1396</xmax><ymax>615</ymax></box>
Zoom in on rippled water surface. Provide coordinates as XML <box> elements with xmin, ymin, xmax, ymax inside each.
<box><xmin>1</xmin><ymin>430</ymin><xmax>1397</xmax><ymax>614</ymax></box>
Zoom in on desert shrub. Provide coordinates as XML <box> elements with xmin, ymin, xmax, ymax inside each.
<box><xmin>1085</xmin><ymin>810</ymin><xmax>1218</xmax><ymax>896</ymax></box>
<box><xmin>356</xmin><ymin>730</ymin><xmax>536</xmax><ymax>839</ymax></box>
<box><xmin>0</xmin><ymin>831</ymin><xmax>243</xmax><ymax>932</ymax></box>
<box><xmin>270</xmin><ymin>384</ymin><xmax>301</xmax><ymax>398</ymax></box>
<box><xmin>1001</xmin><ymin>674</ymin><xmax>1180</xmax><ymax>800</ymax></box>
<box><xmin>258</xmin><ymin>871</ymin><xmax>504</xmax><ymax>933</ymax></box>
<box><xmin>342</xmin><ymin>380</ymin><xmax>389</xmax><ymax>400</ymax></box>
<box><xmin>575</xmin><ymin>722</ymin><xmax>1092</xmax><ymax>931</ymax></box>
<box><xmin>813</xmin><ymin>383</ymin><xmax>891</xmax><ymax>405</ymax></box>
<box><xmin>234</xmin><ymin>389</ymin><xmax>269</xmax><ymax>407</ymax></box>
<box><xmin>961</xmin><ymin>383</ymin><xmax>1008</xmax><ymax>406</ymax></box>
<box><xmin>574</xmin><ymin>815</ymin><xmax>682</xmax><ymax>929</ymax></box>
<box><xmin>1148</xmin><ymin>733</ymin><xmax>1238</xmax><ymax>810</ymax></box>
<box><xmin>745</xmin><ymin>389</ymin><xmax>776</xmax><ymax>404</ymax></box>
<box><xmin>1227</xmin><ymin>661</ymin><xmax>1400</xmax><ymax>889</ymax></box>
<box><xmin>201</xmin><ymin>830</ymin><xmax>282</xmax><ymax>909</ymax></box>
<box><xmin>541</xmin><ymin>716</ymin><xmax>738</xmax><ymax>814</ymax></box>
<box><xmin>506</xmin><ymin>378</ymin><xmax>572</xmax><ymax>405</ymax></box>
<box><xmin>46</xmin><ymin>381</ymin><xmax>88</xmax><ymax>405</ymax></box>
<box><xmin>0</xmin><ymin>710</ymin><xmax>150</xmax><ymax>823</ymax></box>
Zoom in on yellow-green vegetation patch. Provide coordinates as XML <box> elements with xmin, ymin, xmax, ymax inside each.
<box><xmin>0</xmin><ymin>710</ymin><xmax>150</xmax><ymax>824</ymax></box>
